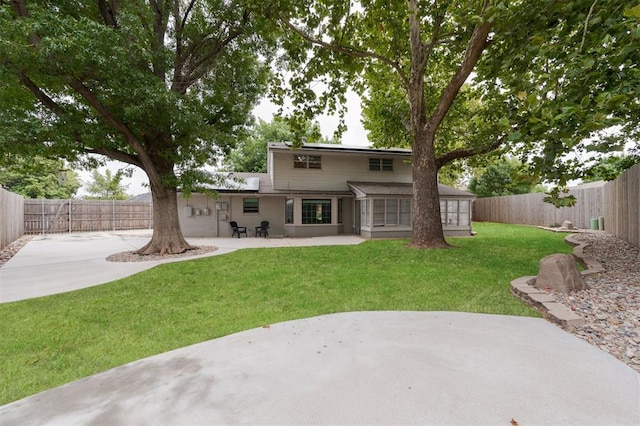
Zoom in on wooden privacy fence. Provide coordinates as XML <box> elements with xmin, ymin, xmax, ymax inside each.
<box><xmin>24</xmin><ymin>199</ymin><xmax>153</xmax><ymax>235</ymax></box>
<box><xmin>0</xmin><ymin>188</ymin><xmax>24</xmax><ymax>250</ymax></box>
<box><xmin>603</xmin><ymin>164</ymin><xmax>640</xmax><ymax>248</ymax></box>
<box><xmin>474</xmin><ymin>163</ymin><xmax>640</xmax><ymax>247</ymax></box>
<box><xmin>473</xmin><ymin>187</ymin><xmax>604</xmax><ymax>230</ymax></box>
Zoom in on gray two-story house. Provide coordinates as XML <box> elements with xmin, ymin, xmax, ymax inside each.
<box><xmin>177</xmin><ymin>142</ymin><xmax>475</xmax><ymax>238</ymax></box>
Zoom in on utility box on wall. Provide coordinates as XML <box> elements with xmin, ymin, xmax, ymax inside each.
<box><xmin>184</xmin><ymin>206</ymin><xmax>193</xmax><ymax>217</ymax></box>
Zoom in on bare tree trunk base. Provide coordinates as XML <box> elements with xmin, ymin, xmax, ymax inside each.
<box><xmin>135</xmin><ymin>240</ymin><xmax>195</xmax><ymax>256</ymax></box>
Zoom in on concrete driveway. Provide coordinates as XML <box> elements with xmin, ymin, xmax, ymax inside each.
<box><xmin>0</xmin><ymin>230</ymin><xmax>364</xmax><ymax>303</ymax></box>
<box><xmin>1</xmin><ymin>232</ymin><xmax>638</xmax><ymax>425</ymax></box>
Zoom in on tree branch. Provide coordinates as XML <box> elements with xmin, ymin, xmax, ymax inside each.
<box><xmin>426</xmin><ymin>0</ymin><xmax>492</xmax><ymax>134</ymax></box>
<box><xmin>579</xmin><ymin>0</ymin><xmax>598</xmax><ymax>53</ymax></box>
<box><xmin>19</xmin><ymin>73</ymin><xmax>66</xmax><ymax>116</ymax></box>
<box><xmin>97</xmin><ymin>0</ymin><xmax>119</xmax><ymax>28</ymax></box>
<box><xmin>86</xmin><ymin>147</ymin><xmax>143</xmax><ymax>168</ymax></box>
<box><xmin>180</xmin><ymin>0</ymin><xmax>197</xmax><ymax>33</ymax></box>
<box><xmin>173</xmin><ymin>10</ymin><xmax>251</xmax><ymax>94</ymax></box>
<box><xmin>10</xmin><ymin>0</ymin><xmax>28</xmax><ymax>17</ymax></box>
<box><xmin>436</xmin><ymin>135</ymin><xmax>505</xmax><ymax>168</ymax></box>
<box><xmin>68</xmin><ymin>79</ymin><xmax>162</xmax><ymax>189</ymax></box>
<box><xmin>148</xmin><ymin>0</ymin><xmax>169</xmax><ymax>78</ymax></box>
<box><xmin>279</xmin><ymin>18</ymin><xmax>410</xmax><ymax>89</ymax></box>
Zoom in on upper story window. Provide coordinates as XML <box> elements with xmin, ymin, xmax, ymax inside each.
<box><xmin>369</xmin><ymin>158</ymin><xmax>393</xmax><ymax>171</ymax></box>
<box><xmin>294</xmin><ymin>155</ymin><xmax>322</xmax><ymax>169</ymax></box>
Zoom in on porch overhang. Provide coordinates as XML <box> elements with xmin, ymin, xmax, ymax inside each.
<box><xmin>348</xmin><ymin>182</ymin><xmax>476</xmax><ymax>199</ymax></box>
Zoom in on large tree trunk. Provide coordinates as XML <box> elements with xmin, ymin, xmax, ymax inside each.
<box><xmin>409</xmin><ymin>127</ymin><xmax>450</xmax><ymax>249</ymax></box>
<box><xmin>136</xmin><ymin>185</ymin><xmax>193</xmax><ymax>255</ymax></box>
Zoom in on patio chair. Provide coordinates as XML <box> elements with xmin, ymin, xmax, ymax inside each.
<box><xmin>230</xmin><ymin>221</ymin><xmax>248</xmax><ymax>238</ymax></box>
<box><xmin>255</xmin><ymin>220</ymin><xmax>269</xmax><ymax>238</ymax></box>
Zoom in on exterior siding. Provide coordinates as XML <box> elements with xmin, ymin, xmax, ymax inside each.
<box><xmin>178</xmin><ymin>194</ymin><xmax>286</xmax><ymax>238</ymax></box>
<box><xmin>178</xmin><ymin>194</ymin><xmax>225</xmax><ymax>237</ymax></box>
<box><xmin>272</xmin><ymin>151</ymin><xmax>412</xmax><ymax>192</ymax></box>
<box><xmin>177</xmin><ymin>144</ymin><xmax>474</xmax><ymax>239</ymax></box>
<box><xmin>284</xmin><ymin>224</ymin><xmax>344</xmax><ymax>237</ymax></box>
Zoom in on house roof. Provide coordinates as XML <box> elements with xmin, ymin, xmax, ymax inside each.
<box><xmin>199</xmin><ymin>173</ymin><xmax>353</xmax><ymax>196</ymax></box>
<box><xmin>268</xmin><ymin>142</ymin><xmax>412</xmax><ymax>157</ymax></box>
<box><xmin>348</xmin><ymin>182</ymin><xmax>475</xmax><ymax>198</ymax></box>
<box><xmin>569</xmin><ymin>180</ymin><xmax>606</xmax><ymax>189</ymax></box>
<box><xmin>190</xmin><ymin>173</ymin><xmax>474</xmax><ymax>198</ymax></box>
<box><xmin>193</xmin><ymin>173</ymin><xmax>262</xmax><ymax>193</ymax></box>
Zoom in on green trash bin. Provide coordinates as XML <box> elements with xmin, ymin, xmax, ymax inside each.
<box><xmin>590</xmin><ymin>217</ymin><xmax>599</xmax><ymax>230</ymax></box>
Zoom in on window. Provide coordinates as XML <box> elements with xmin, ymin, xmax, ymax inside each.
<box><xmin>338</xmin><ymin>199</ymin><xmax>343</xmax><ymax>224</ymax></box>
<box><xmin>285</xmin><ymin>198</ymin><xmax>294</xmax><ymax>224</ymax></box>
<box><xmin>447</xmin><ymin>200</ymin><xmax>458</xmax><ymax>225</ymax></box>
<box><xmin>440</xmin><ymin>199</ymin><xmax>470</xmax><ymax>226</ymax></box>
<box><xmin>243</xmin><ymin>198</ymin><xmax>259</xmax><ymax>213</ymax></box>
<box><xmin>302</xmin><ymin>199</ymin><xmax>331</xmax><ymax>224</ymax></box>
<box><xmin>373</xmin><ymin>199</ymin><xmax>385</xmax><ymax>226</ymax></box>
<box><xmin>294</xmin><ymin>155</ymin><xmax>321</xmax><ymax>169</ymax></box>
<box><xmin>459</xmin><ymin>200</ymin><xmax>470</xmax><ymax>226</ymax></box>
<box><xmin>399</xmin><ymin>199</ymin><xmax>411</xmax><ymax>226</ymax></box>
<box><xmin>386</xmin><ymin>199</ymin><xmax>398</xmax><ymax>225</ymax></box>
<box><xmin>361</xmin><ymin>199</ymin><xmax>370</xmax><ymax>228</ymax></box>
<box><xmin>370</xmin><ymin>198</ymin><xmax>411</xmax><ymax>227</ymax></box>
<box><xmin>369</xmin><ymin>158</ymin><xmax>393</xmax><ymax>171</ymax></box>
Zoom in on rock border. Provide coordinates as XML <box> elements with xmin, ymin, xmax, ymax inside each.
<box><xmin>510</xmin><ymin>234</ymin><xmax>605</xmax><ymax>330</ymax></box>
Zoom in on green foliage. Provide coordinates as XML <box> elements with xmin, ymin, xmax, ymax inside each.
<box><xmin>280</xmin><ymin>0</ymin><xmax>640</xmax><ymax>185</ymax></box>
<box><xmin>84</xmin><ymin>169</ymin><xmax>129</xmax><ymax>200</ymax></box>
<box><xmin>0</xmin><ymin>222</ymin><xmax>569</xmax><ymax>404</ymax></box>
<box><xmin>477</xmin><ymin>0</ymin><xmax>640</xmax><ymax>184</ymax></box>
<box><xmin>0</xmin><ymin>1</ymin><xmax>274</xmax><ymax>194</ymax></box>
<box><xmin>0</xmin><ymin>156</ymin><xmax>80</xmax><ymax>198</ymax></box>
<box><xmin>0</xmin><ymin>1</ymin><xmax>278</xmax><ymax>252</ymax></box>
<box><xmin>583</xmin><ymin>153</ymin><xmax>640</xmax><ymax>182</ymax></box>
<box><xmin>468</xmin><ymin>158</ymin><xmax>544</xmax><ymax>198</ymax></box>
<box><xmin>543</xmin><ymin>187</ymin><xmax>578</xmax><ymax>208</ymax></box>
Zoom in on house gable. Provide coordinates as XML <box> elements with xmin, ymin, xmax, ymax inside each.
<box><xmin>268</xmin><ymin>142</ymin><xmax>412</xmax><ymax>192</ymax></box>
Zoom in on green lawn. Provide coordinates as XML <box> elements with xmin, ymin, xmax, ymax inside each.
<box><xmin>0</xmin><ymin>222</ymin><xmax>570</xmax><ymax>405</ymax></box>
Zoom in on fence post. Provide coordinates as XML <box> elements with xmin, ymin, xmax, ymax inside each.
<box><xmin>68</xmin><ymin>199</ymin><xmax>72</xmax><ymax>233</ymax></box>
<box><xmin>41</xmin><ymin>198</ymin><xmax>45</xmax><ymax>235</ymax></box>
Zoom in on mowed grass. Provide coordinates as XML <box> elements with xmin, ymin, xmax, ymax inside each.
<box><xmin>0</xmin><ymin>222</ymin><xmax>570</xmax><ymax>404</ymax></box>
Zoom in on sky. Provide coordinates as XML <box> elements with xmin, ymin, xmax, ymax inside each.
<box><xmin>76</xmin><ymin>91</ymin><xmax>370</xmax><ymax>197</ymax></box>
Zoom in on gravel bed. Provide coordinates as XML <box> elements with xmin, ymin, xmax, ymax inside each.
<box><xmin>0</xmin><ymin>235</ymin><xmax>33</xmax><ymax>268</ymax></box>
<box><xmin>106</xmin><ymin>245</ymin><xmax>217</xmax><ymax>262</ymax></box>
<box><xmin>547</xmin><ymin>232</ymin><xmax>640</xmax><ymax>373</ymax></box>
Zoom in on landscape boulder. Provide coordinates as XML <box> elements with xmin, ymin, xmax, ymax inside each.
<box><xmin>535</xmin><ymin>254</ymin><xmax>587</xmax><ymax>294</ymax></box>
<box><xmin>561</xmin><ymin>220</ymin><xmax>574</xmax><ymax>230</ymax></box>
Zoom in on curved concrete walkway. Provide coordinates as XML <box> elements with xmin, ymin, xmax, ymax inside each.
<box><xmin>1</xmin><ymin>311</ymin><xmax>639</xmax><ymax>425</ymax></box>
<box><xmin>1</xmin><ymin>232</ymin><xmax>639</xmax><ymax>424</ymax></box>
<box><xmin>0</xmin><ymin>230</ymin><xmax>364</xmax><ymax>303</ymax></box>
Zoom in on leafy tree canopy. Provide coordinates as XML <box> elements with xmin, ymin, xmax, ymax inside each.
<box><xmin>468</xmin><ymin>158</ymin><xmax>544</xmax><ymax>198</ymax></box>
<box><xmin>275</xmin><ymin>0</ymin><xmax>640</xmax><ymax>247</ymax></box>
<box><xmin>0</xmin><ymin>156</ymin><xmax>80</xmax><ymax>198</ymax></box>
<box><xmin>84</xmin><ymin>169</ymin><xmax>129</xmax><ymax>200</ymax></box>
<box><xmin>477</xmin><ymin>1</ymin><xmax>640</xmax><ymax>183</ymax></box>
<box><xmin>0</xmin><ymin>1</ymin><xmax>275</xmax><ymax>254</ymax></box>
<box><xmin>583</xmin><ymin>151</ymin><xmax>640</xmax><ymax>182</ymax></box>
